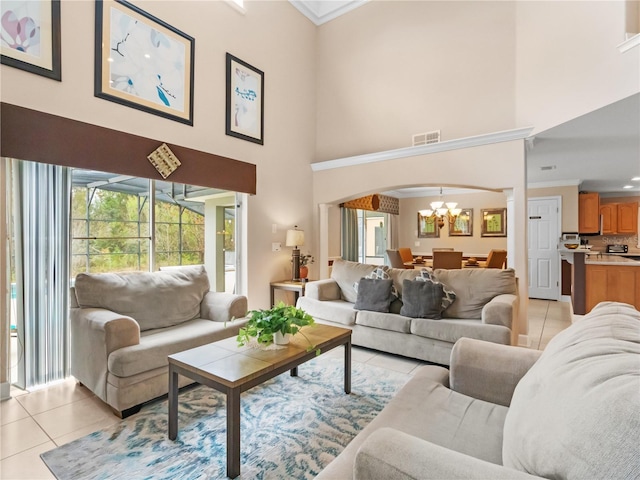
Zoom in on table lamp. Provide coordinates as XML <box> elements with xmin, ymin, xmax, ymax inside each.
<box><xmin>285</xmin><ymin>227</ymin><xmax>305</xmax><ymax>281</ymax></box>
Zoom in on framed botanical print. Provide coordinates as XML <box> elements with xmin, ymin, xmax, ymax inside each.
<box><xmin>481</xmin><ymin>208</ymin><xmax>507</xmax><ymax>237</ymax></box>
<box><xmin>449</xmin><ymin>208</ymin><xmax>473</xmax><ymax>236</ymax></box>
<box><xmin>94</xmin><ymin>0</ymin><xmax>195</xmax><ymax>125</ymax></box>
<box><xmin>0</xmin><ymin>0</ymin><xmax>61</xmax><ymax>80</ymax></box>
<box><xmin>418</xmin><ymin>212</ymin><xmax>440</xmax><ymax>238</ymax></box>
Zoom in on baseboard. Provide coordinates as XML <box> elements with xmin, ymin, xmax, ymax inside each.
<box><xmin>560</xmin><ymin>295</ymin><xmax>571</xmax><ymax>303</ymax></box>
<box><xmin>518</xmin><ymin>334</ymin><xmax>531</xmax><ymax>347</ymax></box>
<box><xmin>0</xmin><ymin>381</ymin><xmax>11</xmax><ymax>401</ymax></box>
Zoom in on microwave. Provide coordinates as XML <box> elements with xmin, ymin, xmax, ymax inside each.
<box><xmin>606</xmin><ymin>245</ymin><xmax>628</xmax><ymax>253</ymax></box>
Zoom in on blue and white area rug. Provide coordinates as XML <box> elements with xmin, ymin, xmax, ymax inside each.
<box><xmin>41</xmin><ymin>357</ymin><xmax>411</xmax><ymax>479</ymax></box>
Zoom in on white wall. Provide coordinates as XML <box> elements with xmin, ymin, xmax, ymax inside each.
<box><xmin>0</xmin><ymin>1</ymin><xmax>317</xmax><ymax>309</ymax></box>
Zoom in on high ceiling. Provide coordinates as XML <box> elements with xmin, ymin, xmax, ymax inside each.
<box><xmin>290</xmin><ymin>2</ymin><xmax>640</xmax><ymax>196</ymax></box>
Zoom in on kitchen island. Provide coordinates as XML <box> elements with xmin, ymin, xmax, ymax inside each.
<box><xmin>584</xmin><ymin>254</ymin><xmax>640</xmax><ymax>313</ymax></box>
<box><xmin>560</xmin><ymin>250</ymin><xmax>640</xmax><ymax>314</ymax></box>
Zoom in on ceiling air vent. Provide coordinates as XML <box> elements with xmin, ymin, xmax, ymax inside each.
<box><xmin>413</xmin><ymin>130</ymin><xmax>441</xmax><ymax>147</ymax></box>
<box><xmin>540</xmin><ymin>165</ymin><xmax>557</xmax><ymax>171</ymax></box>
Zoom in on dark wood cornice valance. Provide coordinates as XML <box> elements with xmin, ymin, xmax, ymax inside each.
<box><xmin>0</xmin><ymin>102</ymin><xmax>256</xmax><ymax>195</ymax></box>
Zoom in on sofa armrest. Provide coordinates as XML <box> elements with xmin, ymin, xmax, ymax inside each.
<box><xmin>449</xmin><ymin>337</ymin><xmax>542</xmax><ymax>407</ymax></box>
<box><xmin>200</xmin><ymin>291</ymin><xmax>248</xmax><ymax>322</ymax></box>
<box><xmin>304</xmin><ymin>279</ymin><xmax>341</xmax><ymax>301</ymax></box>
<box><xmin>482</xmin><ymin>293</ymin><xmax>518</xmax><ymax>329</ymax></box>
<box><xmin>354</xmin><ymin>428</ymin><xmax>542</xmax><ymax>480</ymax></box>
<box><xmin>70</xmin><ymin>307</ymin><xmax>140</xmax><ymax>400</ymax></box>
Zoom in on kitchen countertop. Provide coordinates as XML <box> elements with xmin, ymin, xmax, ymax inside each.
<box><xmin>585</xmin><ymin>254</ymin><xmax>640</xmax><ymax>266</ymax></box>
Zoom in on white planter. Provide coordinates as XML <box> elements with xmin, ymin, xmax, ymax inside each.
<box><xmin>273</xmin><ymin>331</ymin><xmax>291</xmax><ymax>345</ymax></box>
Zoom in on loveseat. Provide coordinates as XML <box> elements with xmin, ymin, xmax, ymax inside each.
<box><xmin>297</xmin><ymin>259</ymin><xmax>518</xmax><ymax>365</ymax></box>
<box><xmin>70</xmin><ymin>265</ymin><xmax>248</xmax><ymax>417</ymax></box>
<box><xmin>317</xmin><ymin>301</ymin><xmax>640</xmax><ymax>479</ymax></box>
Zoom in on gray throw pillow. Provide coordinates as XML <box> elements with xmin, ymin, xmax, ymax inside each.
<box><xmin>354</xmin><ymin>278</ymin><xmax>393</xmax><ymax>313</ymax></box>
<box><xmin>399</xmin><ymin>279</ymin><xmax>444</xmax><ymax>319</ymax></box>
<box><xmin>415</xmin><ymin>268</ymin><xmax>456</xmax><ymax>311</ymax></box>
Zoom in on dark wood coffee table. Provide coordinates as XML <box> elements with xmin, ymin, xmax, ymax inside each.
<box><xmin>167</xmin><ymin>323</ymin><xmax>352</xmax><ymax>479</ymax></box>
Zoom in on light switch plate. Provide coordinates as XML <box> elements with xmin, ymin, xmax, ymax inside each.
<box><xmin>272</xmin><ymin>242</ymin><xmax>281</xmax><ymax>252</ymax></box>
<box><xmin>414</xmin><ymin>241</ymin><xmax>420</xmax><ymax>246</ymax></box>
<box><xmin>272</xmin><ymin>224</ymin><xmax>277</xmax><ymax>234</ymax></box>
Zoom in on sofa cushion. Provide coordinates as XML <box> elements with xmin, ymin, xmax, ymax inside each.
<box><xmin>435</xmin><ymin>268</ymin><xmax>516</xmax><ymax>319</ymax></box>
<box><xmin>400</xmin><ymin>279</ymin><xmax>444</xmax><ymax>319</ymax></box>
<box><xmin>331</xmin><ymin>259</ymin><xmax>378</xmax><ymax>303</ymax></box>
<box><xmin>502</xmin><ymin>302</ymin><xmax>640</xmax><ymax>480</ymax></box>
<box><xmin>296</xmin><ymin>297</ymin><xmax>357</xmax><ymax>326</ymax></box>
<box><xmin>355</xmin><ymin>310</ymin><xmax>412</xmax><ymax>333</ymax></box>
<box><xmin>355</xmin><ymin>278</ymin><xmax>394</xmax><ymax>313</ymax></box>
<box><xmin>411</xmin><ymin>318</ymin><xmax>510</xmax><ymax>345</ymax></box>
<box><xmin>74</xmin><ymin>265</ymin><xmax>210</xmax><ymax>331</ymax></box>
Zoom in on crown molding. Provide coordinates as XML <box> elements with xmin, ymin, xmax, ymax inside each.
<box><xmin>618</xmin><ymin>33</ymin><xmax>640</xmax><ymax>53</ymax></box>
<box><xmin>311</xmin><ymin>127</ymin><xmax>534</xmax><ymax>172</ymax></box>
<box><xmin>528</xmin><ymin>179</ymin><xmax>581</xmax><ymax>189</ymax></box>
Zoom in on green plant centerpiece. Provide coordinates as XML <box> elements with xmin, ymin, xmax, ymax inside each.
<box><xmin>237</xmin><ymin>301</ymin><xmax>319</xmax><ymax>354</ymax></box>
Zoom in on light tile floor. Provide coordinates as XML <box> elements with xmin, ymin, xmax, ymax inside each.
<box><xmin>0</xmin><ymin>299</ymin><xmax>573</xmax><ymax>479</ymax></box>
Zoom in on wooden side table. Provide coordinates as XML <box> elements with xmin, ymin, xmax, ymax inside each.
<box><xmin>270</xmin><ymin>280</ymin><xmax>311</xmax><ymax>306</ymax></box>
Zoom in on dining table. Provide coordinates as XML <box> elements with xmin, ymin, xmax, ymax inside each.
<box><xmin>404</xmin><ymin>260</ymin><xmax>483</xmax><ymax>269</ymax></box>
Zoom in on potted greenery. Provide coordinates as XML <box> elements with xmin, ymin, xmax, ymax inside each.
<box><xmin>237</xmin><ymin>301</ymin><xmax>319</xmax><ymax>354</ymax></box>
<box><xmin>299</xmin><ymin>253</ymin><xmax>314</xmax><ymax>279</ymax></box>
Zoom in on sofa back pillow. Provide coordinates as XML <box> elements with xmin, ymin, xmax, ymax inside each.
<box><xmin>502</xmin><ymin>302</ymin><xmax>640</xmax><ymax>480</ymax></box>
<box><xmin>386</xmin><ymin>267</ymin><xmax>421</xmax><ymax>298</ymax></box>
<box><xmin>435</xmin><ymin>268</ymin><xmax>516</xmax><ymax>319</ymax></box>
<box><xmin>74</xmin><ymin>265</ymin><xmax>210</xmax><ymax>331</ymax></box>
<box><xmin>331</xmin><ymin>259</ymin><xmax>378</xmax><ymax>303</ymax></box>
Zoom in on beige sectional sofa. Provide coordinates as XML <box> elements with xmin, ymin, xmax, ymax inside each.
<box><xmin>70</xmin><ymin>265</ymin><xmax>248</xmax><ymax>417</ymax></box>
<box><xmin>317</xmin><ymin>301</ymin><xmax>640</xmax><ymax>480</ymax></box>
<box><xmin>297</xmin><ymin>259</ymin><xmax>519</xmax><ymax>365</ymax></box>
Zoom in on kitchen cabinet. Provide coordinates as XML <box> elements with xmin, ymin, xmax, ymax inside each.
<box><xmin>578</xmin><ymin>192</ymin><xmax>600</xmax><ymax>234</ymax></box>
<box><xmin>617</xmin><ymin>202</ymin><xmax>638</xmax><ymax>234</ymax></box>
<box><xmin>600</xmin><ymin>202</ymin><xmax>638</xmax><ymax>235</ymax></box>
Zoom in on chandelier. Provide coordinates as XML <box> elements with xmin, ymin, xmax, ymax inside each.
<box><xmin>419</xmin><ymin>187</ymin><xmax>461</xmax><ymax>229</ymax></box>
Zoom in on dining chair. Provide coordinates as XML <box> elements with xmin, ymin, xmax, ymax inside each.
<box><xmin>432</xmin><ymin>250</ymin><xmax>463</xmax><ymax>269</ymax></box>
<box><xmin>481</xmin><ymin>249</ymin><xmax>507</xmax><ymax>268</ymax></box>
<box><xmin>398</xmin><ymin>247</ymin><xmax>414</xmax><ymax>264</ymax></box>
<box><xmin>386</xmin><ymin>249</ymin><xmax>410</xmax><ymax>269</ymax></box>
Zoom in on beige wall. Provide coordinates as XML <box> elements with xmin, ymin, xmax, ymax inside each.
<box><xmin>528</xmin><ymin>185</ymin><xmax>580</xmax><ymax>232</ymax></box>
<box><xmin>516</xmin><ymin>1</ymin><xmax>639</xmax><ymax>135</ymax></box>
<box><xmin>0</xmin><ymin>1</ymin><xmax>317</xmax><ymax>309</ymax></box>
<box><xmin>399</xmin><ymin>191</ymin><xmax>508</xmax><ymax>256</ymax></box>
<box><xmin>315</xmin><ymin>1</ymin><xmax>517</xmax><ymax>161</ymax></box>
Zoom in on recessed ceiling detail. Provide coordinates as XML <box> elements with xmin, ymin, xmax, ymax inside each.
<box><xmin>289</xmin><ymin>0</ymin><xmax>368</xmax><ymax>25</ymax></box>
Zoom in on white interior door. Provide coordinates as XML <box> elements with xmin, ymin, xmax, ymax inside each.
<box><xmin>528</xmin><ymin>197</ymin><xmax>560</xmax><ymax>300</ymax></box>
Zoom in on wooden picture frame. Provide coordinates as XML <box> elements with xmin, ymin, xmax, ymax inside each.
<box><xmin>449</xmin><ymin>208</ymin><xmax>473</xmax><ymax>236</ymax></box>
<box><xmin>481</xmin><ymin>208</ymin><xmax>507</xmax><ymax>237</ymax></box>
<box><xmin>418</xmin><ymin>212</ymin><xmax>440</xmax><ymax>238</ymax></box>
<box><xmin>94</xmin><ymin>0</ymin><xmax>195</xmax><ymax>125</ymax></box>
<box><xmin>226</xmin><ymin>53</ymin><xmax>264</xmax><ymax>145</ymax></box>
<box><xmin>0</xmin><ymin>0</ymin><xmax>61</xmax><ymax>81</ymax></box>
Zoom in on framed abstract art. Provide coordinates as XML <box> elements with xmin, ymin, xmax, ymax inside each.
<box><xmin>0</xmin><ymin>0</ymin><xmax>61</xmax><ymax>80</ymax></box>
<box><xmin>226</xmin><ymin>53</ymin><xmax>264</xmax><ymax>145</ymax></box>
<box><xmin>94</xmin><ymin>0</ymin><xmax>195</xmax><ymax>125</ymax></box>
